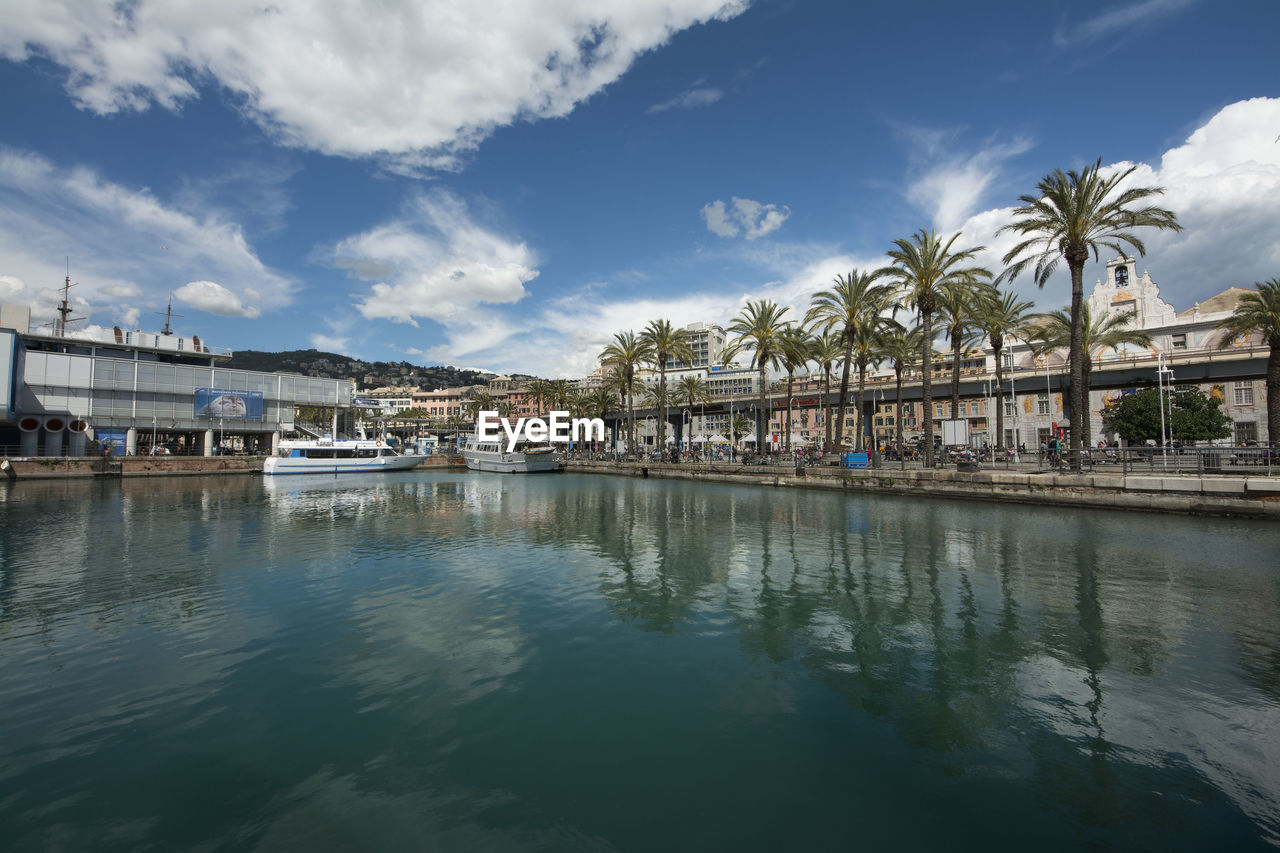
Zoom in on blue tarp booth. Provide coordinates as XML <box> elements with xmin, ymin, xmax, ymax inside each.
<box><xmin>841</xmin><ymin>452</ymin><xmax>870</xmax><ymax>468</ymax></box>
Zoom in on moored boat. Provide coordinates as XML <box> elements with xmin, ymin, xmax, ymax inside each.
<box><xmin>264</xmin><ymin>435</ymin><xmax>425</xmax><ymax>475</ymax></box>
<box><xmin>461</xmin><ymin>435</ymin><xmax>562</xmax><ymax>473</ymax></box>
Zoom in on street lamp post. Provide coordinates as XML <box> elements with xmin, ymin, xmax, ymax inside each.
<box><xmin>1158</xmin><ymin>353</ymin><xmax>1174</xmax><ymax>470</ymax></box>
<box><xmin>1009</xmin><ymin>343</ymin><xmax>1020</xmax><ymax>464</ymax></box>
<box><xmin>788</xmin><ymin>396</ymin><xmax>797</xmax><ymax>456</ymax></box>
<box><xmin>151</xmin><ymin>415</ymin><xmax>157</xmax><ymax>455</ymax></box>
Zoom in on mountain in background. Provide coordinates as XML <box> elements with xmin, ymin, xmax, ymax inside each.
<box><xmin>224</xmin><ymin>349</ymin><xmax>497</xmax><ymax>390</ymax></box>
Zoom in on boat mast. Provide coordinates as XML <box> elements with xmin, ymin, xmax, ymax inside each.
<box><xmin>54</xmin><ymin>259</ymin><xmax>84</xmax><ymax>336</ymax></box>
<box><xmin>156</xmin><ymin>292</ymin><xmax>183</xmax><ymax>336</ymax></box>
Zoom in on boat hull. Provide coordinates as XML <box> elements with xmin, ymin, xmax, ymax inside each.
<box><xmin>263</xmin><ymin>454</ymin><xmax>426</xmax><ymax>475</ymax></box>
<box><xmin>461</xmin><ymin>450</ymin><xmax>562</xmax><ymax>473</ymax></box>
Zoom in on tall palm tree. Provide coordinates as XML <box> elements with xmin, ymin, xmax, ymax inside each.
<box><xmin>974</xmin><ymin>290</ymin><xmax>1037</xmax><ymax>453</ymax></box>
<box><xmin>727</xmin><ymin>299</ymin><xmax>791</xmax><ymax>451</ymax></box>
<box><xmin>640</xmin><ymin>319</ymin><xmax>695</xmax><ymax>455</ymax></box>
<box><xmin>880</xmin><ymin>230</ymin><xmax>989</xmax><ymax>466</ymax></box>
<box><xmin>1027</xmin><ymin>303</ymin><xmax>1153</xmax><ymax>448</ymax></box>
<box><xmin>878</xmin><ymin>321</ymin><xmax>924</xmax><ymax>457</ymax></box>
<box><xmin>601</xmin><ymin>330</ymin><xmax>653</xmax><ymax>455</ymax></box>
<box><xmin>806</xmin><ymin>270</ymin><xmax>894</xmax><ymax>451</ymax></box>
<box><xmin>847</xmin><ymin>302</ymin><xmax>897</xmax><ymax>452</ymax></box>
<box><xmin>937</xmin><ymin>274</ymin><xmax>997</xmax><ymax>426</ymax></box>
<box><xmin>997</xmin><ymin>159</ymin><xmax>1181</xmax><ymax>465</ymax></box>
<box><xmin>810</xmin><ymin>330</ymin><xmax>845</xmax><ymax>452</ymax></box>
<box><xmin>605</xmin><ymin>365</ymin><xmax>639</xmax><ymax>450</ymax></box>
<box><xmin>675</xmin><ymin>375</ymin><xmax>711</xmax><ymax>449</ymax></box>
<box><xmin>777</xmin><ymin>325</ymin><xmax>815</xmax><ymax>453</ymax></box>
<box><xmin>1216</xmin><ymin>278</ymin><xmax>1280</xmax><ymax>444</ymax></box>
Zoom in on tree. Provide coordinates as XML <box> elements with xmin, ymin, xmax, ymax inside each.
<box><xmin>1027</xmin><ymin>303</ymin><xmax>1152</xmax><ymax>448</ymax></box>
<box><xmin>526</xmin><ymin>378</ymin><xmax>551</xmax><ymax>417</ymax></box>
<box><xmin>726</xmin><ymin>300</ymin><xmax>791</xmax><ymax>451</ymax></box>
<box><xmin>878</xmin><ymin>321</ymin><xmax>924</xmax><ymax>456</ymax></box>
<box><xmin>974</xmin><ymin>290</ymin><xmax>1037</xmax><ymax>453</ymax></box>
<box><xmin>1102</xmin><ymin>386</ymin><xmax>1232</xmax><ymax>445</ymax></box>
<box><xmin>640</xmin><ymin>319</ymin><xmax>695</xmax><ymax>455</ymax></box>
<box><xmin>675</xmin><ymin>375</ymin><xmax>711</xmax><ymax>448</ymax></box>
<box><xmin>937</xmin><ymin>274</ymin><xmax>997</xmax><ymax>425</ymax></box>
<box><xmin>729</xmin><ymin>413</ymin><xmax>755</xmax><ymax>453</ymax></box>
<box><xmin>601</xmin><ymin>331</ymin><xmax>653</xmax><ymax>455</ymax></box>
<box><xmin>805</xmin><ymin>270</ymin><xmax>894</xmax><ymax>451</ymax></box>
<box><xmin>1216</xmin><ymin>277</ymin><xmax>1280</xmax><ymax>444</ymax></box>
<box><xmin>777</xmin><ymin>325</ymin><xmax>814</xmax><ymax>453</ymax></box>
<box><xmin>880</xmin><ymin>231</ymin><xmax>989</xmax><ymax>466</ymax></box>
<box><xmin>810</xmin><ymin>330</ymin><xmax>845</xmax><ymax>452</ymax></box>
<box><xmin>998</xmin><ymin>159</ymin><xmax>1181</xmax><ymax>467</ymax></box>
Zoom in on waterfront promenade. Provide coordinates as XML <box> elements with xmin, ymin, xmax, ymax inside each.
<box><xmin>566</xmin><ymin>457</ymin><xmax>1280</xmax><ymax>519</ymax></box>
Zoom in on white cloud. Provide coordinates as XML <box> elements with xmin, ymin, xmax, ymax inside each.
<box><xmin>700</xmin><ymin>197</ymin><xmax>790</xmax><ymax>240</ymax></box>
<box><xmin>1052</xmin><ymin>0</ymin><xmax>1196</xmax><ymax>48</ymax></box>
<box><xmin>0</xmin><ymin>0</ymin><xmax>748</xmax><ymax>168</ymax></box>
<box><xmin>647</xmin><ymin>85</ymin><xmax>723</xmax><ymax>114</ymax></box>
<box><xmin>310</xmin><ymin>333</ymin><xmax>350</xmax><ymax>353</ymax></box>
<box><xmin>899</xmin><ymin>128</ymin><xmax>1035</xmax><ymax>232</ymax></box>
<box><xmin>0</xmin><ymin>148</ymin><xmax>290</xmax><ymax>328</ymax></box>
<box><xmin>338</xmin><ymin>191</ymin><xmax>538</xmax><ymax>335</ymax></box>
<box><xmin>175</xmin><ymin>280</ymin><xmax>261</xmax><ymax>318</ymax></box>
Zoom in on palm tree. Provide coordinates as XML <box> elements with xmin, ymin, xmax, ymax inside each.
<box><xmin>877</xmin><ymin>321</ymin><xmax>924</xmax><ymax>458</ymax></box>
<box><xmin>880</xmin><ymin>231</ymin><xmax>989</xmax><ymax>466</ymax></box>
<box><xmin>974</xmin><ymin>290</ymin><xmax>1037</xmax><ymax>454</ymax></box>
<box><xmin>640</xmin><ymin>319</ymin><xmax>695</xmax><ymax>455</ymax></box>
<box><xmin>675</xmin><ymin>375</ymin><xmax>711</xmax><ymax>449</ymax></box>
<box><xmin>937</xmin><ymin>274</ymin><xmax>997</xmax><ymax>426</ymax></box>
<box><xmin>777</xmin><ymin>325</ymin><xmax>814</xmax><ymax>453</ymax></box>
<box><xmin>601</xmin><ymin>330</ymin><xmax>653</xmax><ymax>455</ymax></box>
<box><xmin>727</xmin><ymin>299</ymin><xmax>791</xmax><ymax>451</ymax></box>
<box><xmin>806</xmin><ymin>270</ymin><xmax>894</xmax><ymax>451</ymax></box>
<box><xmin>810</xmin><ymin>330</ymin><xmax>845</xmax><ymax>452</ymax></box>
<box><xmin>464</xmin><ymin>389</ymin><xmax>496</xmax><ymax>420</ymax></box>
<box><xmin>526</xmin><ymin>378</ymin><xmax>551</xmax><ymax>417</ymax></box>
<box><xmin>1027</xmin><ymin>303</ymin><xmax>1153</xmax><ymax>448</ymax></box>
<box><xmin>997</xmin><ymin>159</ymin><xmax>1181</xmax><ymax>465</ymax></box>
<box><xmin>1216</xmin><ymin>278</ymin><xmax>1280</xmax><ymax>444</ymax></box>
<box><xmin>729</xmin><ymin>413</ymin><xmax>755</xmax><ymax>453</ymax></box>
<box><xmin>605</xmin><ymin>365</ymin><xmax>639</xmax><ymax>451</ymax></box>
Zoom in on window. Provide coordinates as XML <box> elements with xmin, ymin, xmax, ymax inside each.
<box><xmin>1171</xmin><ymin>333</ymin><xmax>1187</xmax><ymax>349</ymax></box>
<box><xmin>1037</xmin><ymin>395</ymin><xmax>1050</xmax><ymax>416</ymax></box>
<box><xmin>1234</xmin><ymin>421</ymin><xmax>1257</xmax><ymax>444</ymax></box>
<box><xmin>1005</xmin><ymin>401</ymin><xmax>1016</xmax><ymax>418</ymax></box>
<box><xmin>1233</xmin><ymin>382</ymin><xmax>1254</xmax><ymax>406</ymax></box>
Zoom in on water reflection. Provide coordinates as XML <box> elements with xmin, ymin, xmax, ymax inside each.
<box><xmin>1</xmin><ymin>473</ymin><xmax>1277</xmax><ymax>849</ymax></box>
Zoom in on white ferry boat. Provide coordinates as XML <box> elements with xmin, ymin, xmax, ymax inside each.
<box><xmin>461</xmin><ymin>435</ymin><xmax>562</xmax><ymax>473</ymax></box>
<box><xmin>264</xmin><ymin>434</ymin><xmax>426</xmax><ymax>475</ymax></box>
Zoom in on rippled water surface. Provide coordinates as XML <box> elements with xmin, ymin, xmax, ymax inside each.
<box><xmin>1</xmin><ymin>472</ymin><xmax>1278</xmax><ymax>850</ymax></box>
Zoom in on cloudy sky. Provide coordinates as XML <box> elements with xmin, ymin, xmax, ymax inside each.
<box><xmin>1</xmin><ymin>0</ymin><xmax>1276</xmax><ymax>377</ymax></box>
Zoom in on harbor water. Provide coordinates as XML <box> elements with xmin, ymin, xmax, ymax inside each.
<box><xmin>1</xmin><ymin>473</ymin><xmax>1278</xmax><ymax>850</ymax></box>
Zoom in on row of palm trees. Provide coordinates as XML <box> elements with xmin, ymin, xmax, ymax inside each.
<box><xmin>533</xmin><ymin>160</ymin><xmax>1278</xmax><ymax>466</ymax></box>
<box><xmin>597</xmin><ymin>160</ymin><xmax>1191</xmax><ymax>468</ymax></box>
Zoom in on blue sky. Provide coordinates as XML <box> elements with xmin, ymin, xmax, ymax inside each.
<box><xmin>1</xmin><ymin>0</ymin><xmax>1277</xmax><ymax>378</ymax></box>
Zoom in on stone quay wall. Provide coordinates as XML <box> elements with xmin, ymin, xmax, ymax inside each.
<box><xmin>565</xmin><ymin>459</ymin><xmax>1280</xmax><ymax>520</ymax></box>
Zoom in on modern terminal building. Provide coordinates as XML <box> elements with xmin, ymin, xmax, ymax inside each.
<box><xmin>1</xmin><ymin>303</ymin><xmax>353</xmax><ymax>457</ymax></box>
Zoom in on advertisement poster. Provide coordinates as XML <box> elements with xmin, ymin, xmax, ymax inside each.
<box><xmin>193</xmin><ymin>389</ymin><xmax>263</xmax><ymax>420</ymax></box>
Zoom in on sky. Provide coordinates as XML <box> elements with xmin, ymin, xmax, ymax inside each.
<box><xmin>0</xmin><ymin>0</ymin><xmax>1277</xmax><ymax>379</ymax></box>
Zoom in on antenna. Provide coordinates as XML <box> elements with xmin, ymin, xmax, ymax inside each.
<box><xmin>54</xmin><ymin>257</ymin><xmax>85</xmax><ymax>336</ymax></box>
<box><xmin>156</xmin><ymin>291</ymin><xmax>183</xmax><ymax>336</ymax></box>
